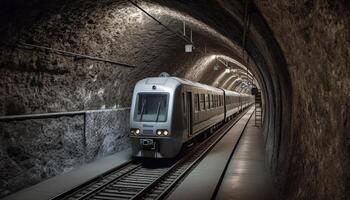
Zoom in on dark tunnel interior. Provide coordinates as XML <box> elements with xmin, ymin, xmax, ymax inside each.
<box><xmin>0</xmin><ymin>0</ymin><xmax>349</xmax><ymax>199</ymax></box>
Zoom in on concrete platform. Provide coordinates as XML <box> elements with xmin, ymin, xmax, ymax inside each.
<box><xmin>2</xmin><ymin>148</ymin><xmax>132</xmax><ymax>200</ymax></box>
<box><xmin>215</xmin><ymin>113</ymin><xmax>277</xmax><ymax>200</ymax></box>
<box><xmin>167</xmin><ymin>107</ymin><xmax>276</xmax><ymax>200</ymax></box>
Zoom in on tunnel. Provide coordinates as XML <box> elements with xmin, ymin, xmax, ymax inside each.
<box><xmin>0</xmin><ymin>0</ymin><xmax>349</xmax><ymax>199</ymax></box>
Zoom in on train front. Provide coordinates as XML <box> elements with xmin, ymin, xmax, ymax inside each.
<box><xmin>129</xmin><ymin>78</ymin><xmax>182</xmax><ymax>158</ymax></box>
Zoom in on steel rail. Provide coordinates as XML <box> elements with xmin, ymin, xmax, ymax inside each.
<box><xmin>50</xmin><ymin>160</ymin><xmax>135</xmax><ymax>200</ymax></box>
<box><xmin>72</xmin><ymin>164</ymin><xmax>143</xmax><ymax>200</ymax></box>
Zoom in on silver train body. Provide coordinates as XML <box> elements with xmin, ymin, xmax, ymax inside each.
<box><xmin>129</xmin><ymin>77</ymin><xmax>254</xmax><ymax>158</ymax></box>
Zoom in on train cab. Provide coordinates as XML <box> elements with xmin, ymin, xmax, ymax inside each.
<box><xmin>129</xmin><ymin>77</ymin><xmax>183</xmax><ymax>158</ymax></box>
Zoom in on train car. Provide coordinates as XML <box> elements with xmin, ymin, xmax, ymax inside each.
<box><xmin>129</xmin><ymin>76</ymin><xmax>253</xmax><ymax>158</ymax></box>
<box><xmin>240</xmin><ymin>93</ymin><xmax>254</xmax><ymax>109</ymax></box>
<box><xmin>222</xmin><ymin>89</ymin><xmax>241</xmax><ymax>121</ymax></box>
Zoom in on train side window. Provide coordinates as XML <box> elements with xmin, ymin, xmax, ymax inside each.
<box><xmin>197</xmin><ymin>94</ymin><xmax>200</xmax><ymax>111</ymax></box>
<box><xmin>217</xmin><ymin>95</ymin><xmax>219</xmax><ymax>107</ymax></box>
<box><xmin>209</xmin><ymin>94</ymin><xmax>214</xmax><ymax>108</ymax></box>
<box><xmin>207</xmin><ymin>95</ymin><xmax>210</xmax><ymax>109</ymax></box>
<box><xmin>208</xmin><ymin>95</ymin><xmax>211</xmax><ymax>109</ymax></box>
<box><xmin>212</xmin><ymin>95</ymin><xmax>215</xmax><ymax>108</ymax></box>
<box><xmin>182</xmin><ymin>93</ymin><xmax>186</xmax><ymax>113</ymax></box>
<box><xmin>206</xmin><ymin>94</ymin><xmax>210</xmax><ymax>109</ymax></box>
<box><xmin>200</xmin><ymin>94</ymin><xmax>205</xmax><ymax>110</ymax></box>
<box><xmin>194</xmin><ymin>94</ymin><xmax>199</xmax><ymax>112</ymax></box>
<box><xmin>214</xmin><ymin>95</ymin><xmax>216</xmax><ymax>108</ymax></box>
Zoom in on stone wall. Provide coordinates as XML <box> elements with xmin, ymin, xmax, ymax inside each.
<box><xmin>0</xmin><ymin>108</ymin><xmax>130</xmax><ymax>198</ymax></box>
<box><xmin>254</xmin><ymin>1</ymin><xmax>350</xmax><ymax>199</ymax></box>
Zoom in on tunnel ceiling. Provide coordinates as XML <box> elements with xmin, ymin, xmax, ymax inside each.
<box><xmin>0</xmin><ymin>0</ymin><xmax>262</xmax><ymax>108</ymax></box>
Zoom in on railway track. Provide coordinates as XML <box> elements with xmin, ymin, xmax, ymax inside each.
<box><xmin>53</xmin><ymin>107</ymin><xmax>252</xmax><ymax>200</ymax></box>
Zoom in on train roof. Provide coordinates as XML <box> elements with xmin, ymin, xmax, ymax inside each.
<box><xmin>136</xmin><ymin>76</ymin><xmax>250</xmax><ymax>95</ymax></box>
<box><xmin>222</xmin><ymin>88</ymin><xmax>241</xmax><ymax>96</ymax></box>
<box><xmin>136</xmin><ymin>76</ymin><xmax>223</xmax><ymax>93</ymax></box>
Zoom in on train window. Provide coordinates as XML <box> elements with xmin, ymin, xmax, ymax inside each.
<box><xmin>197</xmin><ymin>94</ymin><xmax>200</xmax><ymax>111</ymax></box>
<box><xmin>216</xmin><ymin>95</ymin><xmax>219</xmax><ymax>107</ymax></box>
<box><xmin>212</xmin><ymin>95</ymin><xmax>215</xmax><ymax>108</ymax></box>
<box><xmin>194</xmin><ymin>94</ymin><xmax>199</xmax><ymax>111</ymax></box>
<box><xmin>200</xmin><ymin>94</ymin><xmax>205</xmax><ymax>110</ymax></box>
<box><xmin>134</xmin><ymin>93</ymin><xmax>168</xmax><ymax>122</ymax></box>
<box><xmin>205</xmin><ymin>94</ymin><xmax>209</xmax><ymax>109</ymax></box>
<box><xmin>208</xmin><ymin>95</ymin><xmax>211</xmax><ymax>109</ymax></box>
<box><xmin>214</xmin><ymin>95</ymin><xmax>217</xmax><ymax>108</ymax></box>
<box><xmin>207</xmin><ymin>95</ymin><xmax>210</xmax><ymax>109</ymax></box>
<box><xmin>209</xmin><ymin>95</ymin><xmax>212</xmax><ymax>109</ymax></box>
<box><xmin>182</xmin><ymin>93</ymin><xmax>186</xmax><ymax>113</ymax></box>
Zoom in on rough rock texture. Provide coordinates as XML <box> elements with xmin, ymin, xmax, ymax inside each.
<box><xmin>0</xmin><ymin>108</ymin><xmax>130</xmax><ymax>198</ymax></box>
<box><xmin>0</xmin><ymin>116</ymin><xmax>85</xmax><ymax>197</ymax></box>
<box><xmin>0</xmin><ymin>0</ymin><xmax>253</xmax><ymax>116</ymax></box>
<box><xmin>85</xmin><ymin>109</ymin><xmax>130</xmax><ymax>162</ymax></box>
<box><xmin>254</xmin><ymin>1</ymin><xmax>350</xmax><ymax>199</ymax></box>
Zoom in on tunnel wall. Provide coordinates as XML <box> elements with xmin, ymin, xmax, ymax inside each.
<box><xmin>254</xmin><ymin>1</ymin><xmax>350</xmax><ymax>199</ymax></box>
<box><xmin>0</xmin><ymin>108</ymin><xmax>130</xmax><ymax>198</ymax></box>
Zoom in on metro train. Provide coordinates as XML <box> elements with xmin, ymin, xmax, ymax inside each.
<box><xmin>129</xmin><ymin>76</ymin><xmax>254</xmax><ymax>158</ymax></box>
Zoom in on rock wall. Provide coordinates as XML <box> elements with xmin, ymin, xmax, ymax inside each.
<box><xmin>254</xmin><ymin>1</ymin><xmax>350</xmax><ymax>199</ymax></box>
<box><xmin>0</xmin><ymin>108</ymin><xmax>130</xmax><ymax>198</ymax></box>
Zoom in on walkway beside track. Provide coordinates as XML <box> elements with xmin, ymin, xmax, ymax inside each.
<box><xmin>167</xmin><ymin>107</ymin><xmax>277</xmax><ymax>200</ymax></box>
<box><xmin>2</xmin><ymin>149</ymin><xmax>132</xmax><ymax>200</ymax></box>
<box><xmin>215</xmin><ymin>110</ymin><xmax>277</xmax><ymax>200</ymax></box>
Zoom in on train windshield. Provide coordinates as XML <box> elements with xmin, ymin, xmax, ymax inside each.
<box><xmin>134</xmin><ymin>93</ymin><xmax>169</xmax><ymax>122</ymax></box>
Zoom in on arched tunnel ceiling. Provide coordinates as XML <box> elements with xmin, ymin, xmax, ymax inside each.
<box><xmin>0</xmin><ymin>0</ymin><xmax>260</xmax><ymax>102</ymax></box>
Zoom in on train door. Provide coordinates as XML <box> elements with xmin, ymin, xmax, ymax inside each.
<box><xmin>186</xmin><ymin>92</ymin><xmax>193</xmax><ymax>136</ymax></box>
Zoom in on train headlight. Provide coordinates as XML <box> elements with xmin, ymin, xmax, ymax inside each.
<box><xmin>130</xmin><ymin>128</ymin><xmax>140</xmax><ymax>136</ymax></box>
<box><xmin>163</xmin><ymin>130</ymin><xmax>169</xmax><ymax>136</ymax></box>
<box><xmin>156</xmin><ymin>129</ymin><xmax>170</xmax><ymax>136</ymax></box>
